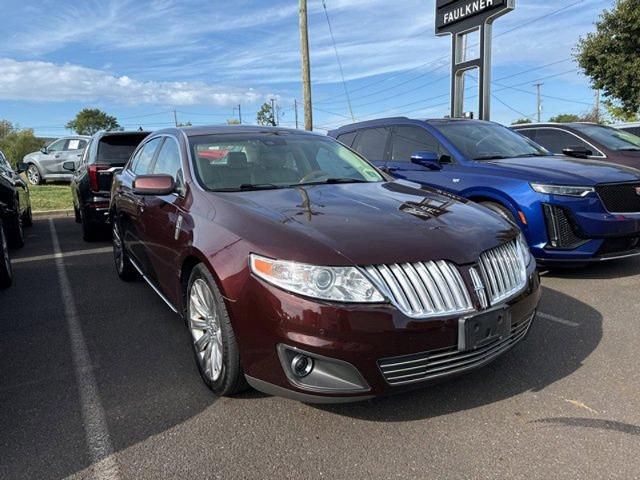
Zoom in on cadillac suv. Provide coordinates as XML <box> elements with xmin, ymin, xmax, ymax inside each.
<box><xmin>110</xmin><ymin>126</ymin><xmax>540</xmax><ymax>402</ymax></box>
<box><xmin>330</xmin><ymin>118</ymin><xmax>640</xmax><ymax>265</ymax></box>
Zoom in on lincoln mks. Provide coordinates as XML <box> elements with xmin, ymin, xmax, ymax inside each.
<box><xmin>110</xmin><ymin>126</ymin><xmax>540</xmax><ymax>402</ymax></box>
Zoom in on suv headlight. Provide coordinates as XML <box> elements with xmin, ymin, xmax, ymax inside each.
<box><xmin>530</xmin><ymin>183</ymin><xmax>594</xmax><ymax>197</ymax></box>
<box><xmin>516</xmin><ymin>233</ymin><xmax>532</xmax><ymax>266</ymax></box>
<box><xmin>250</xmin><ymin>254</ymin><xmax>385</xmax><ymax>303</ymax></box>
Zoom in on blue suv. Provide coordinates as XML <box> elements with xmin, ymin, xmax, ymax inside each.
<box><xmin>329</xmin><ymin>118</ymin><xmax>640</xmax><ymax>265</ymax></box>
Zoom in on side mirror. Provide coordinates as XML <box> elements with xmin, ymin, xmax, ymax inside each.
<box><xmin>40</xmin><ymin>147</ymin><xmax>48</xmax><ymax>154</ymax></box>
<box><xmin>62</xmin><ymin>161</ymin><xmax>76</xmax><ymax>172</ymax></box>
<box><xmin>410</xmin><ymin>151</ymin><xmax>442</xmax><ymax>170</ymax></box>
<box><xmin>15</xmin><ymin>163</ymin><xmax>28</xmax><ymax>174</ymax></box>
<box><xmin>562</xmin><ymin>146</ymin><xmax>592</xmax><ymax>159</ymax></box>
<box><xmin>133</xmin><ymin>174</ymin><xmax>175</xmax><ymax>196</ymax></box>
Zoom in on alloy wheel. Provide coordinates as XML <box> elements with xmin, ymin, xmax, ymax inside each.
<box><xmin>1</xmin><ymin>225</ymin><xmax>10</xmax><ymax>275</ymax></box>
<box><xmin>189</xmin><ymin>279</ymin><xmax>224</xmax><ymax>382</ymax></box>
<box><xmin>27</xmin><ymin>165</ymin><xmax>40</xmax><ymax>185</ymax></box>
<box><xmin>112</xmin><ymin>221</ymin><xmax>124</xmax><ymax>273</ymax></box>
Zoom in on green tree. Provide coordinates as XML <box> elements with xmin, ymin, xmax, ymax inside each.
<box><xmin>575</xmin><ymin>0</ymin><xmax>640</xmax><ymax>118</ymax></box>
<box><xmin>512</xmin><ymin>118</ymin><xmax>532</xmax><ymax>125</ymax></box>
<box><xmin>548</xmin><ymin>113</ymin><xmax>583</xmax><ymax>123</ymax></box>
<box><xmin>0</xmin><ymin>121</ymin><xmax>44</xmax><ymax>168</ymax></box>
<box><xmin>66</xmin><ymin>108</ymin><xmax>120</xmax><ymax>135</ymax></box>
<box><xmin>256</xmin><ymin>102</ymin><xmax>276</xmax><ymax>126</ymax></box>
<box><xmin>227</xmin><ymin>118</ymin><xmax>240</xmax><ymax>125</ymax></box>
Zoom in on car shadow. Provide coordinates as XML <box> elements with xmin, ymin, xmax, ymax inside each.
<box><xmin>309</xmin><ymin>286</ymin><xmax>602</xmax><ymax>422</ymax></box>
<box><xmin>540</xmin><ymin>255</ymin><xmax>640</xmax><ymax>280</ymax></box>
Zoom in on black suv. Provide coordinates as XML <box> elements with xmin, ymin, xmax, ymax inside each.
<box><xmin>0</xmin><ymin>149</ymin><xmax>32</xmax><ymax>250</ymax></box>
<box><xmin>66</xmin><ymin>130</ymin><xmax>149</xmax><ymax>241</ymax></box>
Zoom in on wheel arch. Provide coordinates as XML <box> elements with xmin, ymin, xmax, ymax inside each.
<box><xmin>178</xmin><ymin>249</ymin><xmax>228</xmax><ymax>316</ymax></box>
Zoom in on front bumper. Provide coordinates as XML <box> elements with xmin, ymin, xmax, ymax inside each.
<box><xmin>233</xmin><ymin>264</ymin><xmax>541</xmax><ymax>403</ymax></box>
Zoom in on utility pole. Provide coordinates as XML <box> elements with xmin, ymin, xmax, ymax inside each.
<box><xmin>173</xmin><ymin>109</ymin><xmax>178</xmax><ymax>127</ymax></box>
<box><xmin>238</xmin><ymin>104</ymin><xmax>242</xmax><ymax>124</ymax></box>
<box><xmin>299</xmin><ymin>0</ymin><xmax>313</xmax><ymax>131</ymax></box>
<box><xmin>534</xmin><ymin>83</ymin><xmax>543</xmax><ymax>123</ymax></box>
<box><xmin>294</xmin><ymin>99</ymin><xmax>299</xmax><ymax>129</ymax></box>
<box><xmin>270</xmin><ymin>98</ymin><xmax>278</xmax><ymax>126</ymax></box>
<box><xmin>594</xmin><ymin>89</ymin><xmax>601</xmax><ymax>123</ymax></box>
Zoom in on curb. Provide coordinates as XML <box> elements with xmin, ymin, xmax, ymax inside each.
<box><xmin>33</xmin><ymin>209</ymin><xmax>75</xmax><ymax>219</ymax></box>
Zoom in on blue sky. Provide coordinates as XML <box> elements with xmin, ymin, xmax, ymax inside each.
<box><xmin>0</xmin><ymin>0</ymin><xmax>610</xmax><ymax>137</ymax></box>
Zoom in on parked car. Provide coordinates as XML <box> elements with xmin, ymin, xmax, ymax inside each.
<box><xmin>511</xmin><ymin>122</ymin><xmax>640</xmax><ymax>169</ymax></box>
<box><xmin>0</xmin><ymin>220</ymin><xmax>11</xmax><ymax>289</ymax></box>
<box><xmin>329</xmin><ymin>118</ymin><xmax>640</xmax><ymax>265</ymax></box>
<box><xmin>110</xmin><ymin>125</ymin><xmax>540</xmax><ymax>402</ymax></box>
<box><xmin>614</xmin><ymin>122</ymin><xmax>640</xmax><ymax>137</ymax></box>
<box><xmin>0</xmin><ymin>150</ymin><xmax>32</xmax><ymax>248</ymax></box>
<box><xmin>67</xmin><ymin>130</ymin><xmax>149</xmax><ymax>241</ymax></box>
<box><xmin>23</xmin><ymin>135</ymin><xmax>90</xmax><ymax>185</ymax></box>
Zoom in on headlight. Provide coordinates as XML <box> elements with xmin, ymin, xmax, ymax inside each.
<box><xmin>249</xmin><ymin>254</ymin><xmax>385</xmax><ymax>303</ymax></box>
<box><xmin>530</xmin><ymin>183</ymin><xmax>594</xmax><ymax>197</ymax></box>
<box><xmin>516</xmin><ymin>233</ymin><xmax>532</xmax><ymax>266</ymax></box>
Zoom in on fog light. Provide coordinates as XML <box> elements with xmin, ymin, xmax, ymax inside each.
<box><xmin>291</xmin><ymin>354</ymin><xmax>314</xmax><ymax>378</ymax></box>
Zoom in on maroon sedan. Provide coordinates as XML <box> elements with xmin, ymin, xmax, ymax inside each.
<box><xmin>110</xmin><ymin>126</ymin><xmax>541</xmax><ymax>403</ymax></box>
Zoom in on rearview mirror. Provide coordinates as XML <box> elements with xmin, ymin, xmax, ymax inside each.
<box><xmin>133</xmin><ymin>174</ymin><xmax>175</xmax><ymax>196</ymax></box>
<box><xmin>410</xmin><ymin>151</ymin><xmax>442</xmax><ymax>170</ymax></box>
<box><xmin>40</xmin><ymin>147</ymin><xmax>48</xmax><ymax>154</ymax></box>
<box><xmin>62</xmin><ymin>161</ymin><xmax>76</xmax><ymax>172</ymax></box>
<box><xmin>562</xmin><ymin>146</ymin><xmax>592</xmax><ymax>159</ymax></box>
<box><xmin>15</xmin><ymin>162</ymin><xmax>28</xmax><ymax>174</ymax></box>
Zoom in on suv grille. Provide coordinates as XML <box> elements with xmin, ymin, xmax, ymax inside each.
<box><xmin>363</xmin><ymin>261</ymin><xmax>473</xmax><ymax>319</ymax></box>
<box><xmin>378</xmin><ymin>313</ymin><xmax>534</xmax><ymax>385</ymax></box>
<box><xmin>596</xmin><ymin>182</ymin><xmax>640</xmax><ymax>213</ymax></box>
<box><xmin>477</xmin><ymin>239</ymin><xmax>528</xmax><ymax>305</ymax></box>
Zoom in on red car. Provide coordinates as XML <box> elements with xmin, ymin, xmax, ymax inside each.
<box><xmin>110</xmin><ymin>126</ymin><xmax>541</xmax><ymax>402</ymax></box>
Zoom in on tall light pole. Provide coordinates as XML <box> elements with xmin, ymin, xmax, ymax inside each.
<box><xmin>299</xmin><ymin>0</ymin><xmax>313</xmax><ymax>131</ymax></box>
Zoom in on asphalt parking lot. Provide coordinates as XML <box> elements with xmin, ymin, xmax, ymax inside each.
<box><xmin>1</xmin><ymin>216</ymin><xmax>639</xmax><ymax>480</ymax></box>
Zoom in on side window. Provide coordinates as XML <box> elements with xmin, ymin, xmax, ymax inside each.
<box><xmin>354</xmin><ymin>127</ymin><xmax>390</xmax><ymax>160</ymax></box>
<box><xmin>131</xmin><ymin>138</ymin><xmax>162</xmax><ymax>175</ymax></box>
<box><xmin>66</xmin><ymin>139</ymin><xmax>83</xmax><ymax>151</ymax></box>
<box><xmin>47</xmin><ymin>139</ymin><xmax>66</xmax><ymax>153</ymax></box>
<box><xmin>152</xmin><ymin>138</ymin><xmax>182</xmax><ymax>182</ymax></box>
<box><xmin>516</xmin><ymin>129</ymin><xmax>537</xmax><ymax>142</ymax></box>
<box><xmin>336</xmin><ymin>131</ymin><xmax>357</xmax><ymax>148</ymax></box>
<box><xmin>535</xmin><ymin>129</ymin><xmax>591</xmax><ymax>155</ymax></box>
<box><xmin>391</xmin><ymin>126</ymin><xmax>442</xmax><ymax>162</ymax></box>
<box><xmin>81</xmin><ymin>140</ymin><xmax>92</xmax><ymax>164</ymax></box>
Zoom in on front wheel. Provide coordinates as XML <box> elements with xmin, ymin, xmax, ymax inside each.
<box><xmin>0</xmin><ymin>222</ymin><xmax>13</xmax><ymax>289</ymax></box>
<box><xmin>22</xmin><ymin>207</ymin><xmax>33</xmax><ymax>228</ymax></box>
<box><xmin>186</xmin><ymin>264</ymin><xmax>247</xmax><ymax>396</ymax></box>
<box><xmin>26</xmin><ymin>164</ymin><xmax>42</xmax><ymax>185</ymax></box>
<box><xmin>112</xmin><ymin>219</ymin><xmax>138</xmax><ymax>281</ymax></box>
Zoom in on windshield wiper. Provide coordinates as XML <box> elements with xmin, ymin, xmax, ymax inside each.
<box><xmin>518</xmin><ymin>153</ymin><xmax>548</xmax><ymax>157</ymax></box>
<box><xmin>212</xmin><ymin>183</ymin><xmax>283</xmax><ymax>192</ymax></box>
<box><xmin>299</xmin><ymin>177</ymin><xmax>370</xmax><ymax>186</ymax></box>
<box><xmin>473</xmin><ymin>155</ymin><xmax>510</xmax><ymax>161</ymax></box>
<box><xmin>619</xmin><ymin>148</ymin><xmax>640</xmax><ymax>151</ymax></box>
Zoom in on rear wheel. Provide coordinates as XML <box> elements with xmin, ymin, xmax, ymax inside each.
<box><xmin>0</xmin><ymin>222</ymin><xmax>13</xmax><ymax>289</ymax></box>
<box><xmin>186</xmin><ymin>264</ymin><xmax>247</xmax><ymax>396</ymax></box>
<box><xmin>26</xmin><ymin>164</ymin><xmax>42</xmax><ymax>185</ymax></box>
<box><xmin>80</xmin><ymin>209</ymin><xmax>98</xmax><ymax>242</ymax></box>
<box><xmin>5</xmin><ymin>213</ymin><xmax>25</xmax><ymax>249</ymax></box>
<box><xmin>112</xmin><ymin>219</ymin><xmax>138</xmax><ymax>281</ymax></box>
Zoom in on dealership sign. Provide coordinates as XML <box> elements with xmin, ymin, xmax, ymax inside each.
<box><xmin>436</xmin><ymin>0</ymin><xmax>513</xmax><ymax>34</ymax></box>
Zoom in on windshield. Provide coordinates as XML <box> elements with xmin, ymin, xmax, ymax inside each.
<box><xmin>189</xmin><ymin>133</ymin><xmax>384</xmax><ymax>191</ymax></box>
<box><xmin>432</xmin><ymin>121</ymin><xmax>550</xmax><ymax>160</ymax></box>
<box><xmin>571</xmin><ymin>124</ymin><xmax>640</xmax><ymax>151</ymax></box>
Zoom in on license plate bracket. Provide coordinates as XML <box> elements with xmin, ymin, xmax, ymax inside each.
<box><xmin>458</xmin><ymin>308</ymin><xmax>511</xmax><ymax>352</ymax></box>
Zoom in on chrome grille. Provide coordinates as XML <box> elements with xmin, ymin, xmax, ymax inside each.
<box><xmin>363</xmin><ymin>261</ymin><xmax>473</xmax><ymax>319</ymax></box>
<box><xmin>378</xmin><ymin>312</ymin><xmax>534</xmax><ymax>385</ymax></box>
<box><xmin>478</xmin><ymin>239</ymin><xmax>527</xmax><ymax>305</ymax></box>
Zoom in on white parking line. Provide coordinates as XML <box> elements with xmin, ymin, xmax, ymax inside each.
<box><xmin>537</xmin><ymin>311</ymin><xmax>580</xmax><ymax>327</ymax></box>
<box><xmin>12</xmin><ymin>247</ymin><xmax>112</xmax><ymax>264</ymax></box>
<box><xmin>49</xmin><ymin>219</ymin><xmax>120</xmax><ymax>480</ymax></box>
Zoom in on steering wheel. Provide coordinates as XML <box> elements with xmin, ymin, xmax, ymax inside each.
<box><xmin>298</xmin><ymin>170</ymin><xmax>328</xmax><ymax>184</ymax></box>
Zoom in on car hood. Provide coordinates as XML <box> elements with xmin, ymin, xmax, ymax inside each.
<box><xmin>484</xmin><ymin>156</ymin><xmax>640</xmax><ymax>185</ymax></box>
<box><xmin>213</xmin><ymin>181</ymin><xmax>517</xmax><ymax>266</ymax></box>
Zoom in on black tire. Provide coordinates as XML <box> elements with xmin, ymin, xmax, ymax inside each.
<box><xmin>0</xmin><ymin>222</ymin><xmax>12</xmax><ymax>289</ymax></box>
<box><xmin>186</xmin><ymin>264</ymin><xmax>248</xmax><ymax>396</ymax></box>
<box><xmin>112</xmin><ymin>218</ymin><xmax>138</xmax><ymax>281</ymax></box>
<box><xmin>74</xmin><ymin>206</ymin><xmax>81</xmax><ymax>223</ymax></box>
<box><xmin>481</xmin><ymin>201</ymin><xmax>517</xmax><ymax>224</ymax></box>
<box><xmin>80</xmin><ymin>209</ymin><xmax>98</xmax><ymax>242</ymax></box>
<box><xmin>22</xmin><ymin>207</ymin><xmax>33</xmax><ymax>228</ymax></box>
<box><xmin>26</xmin><ymin>164</ymin><xmax>42</xmax><ymax>185</ymax></box>
<box><xmin>5</xmin><ymin>213</ymin><xmax>25</xmax><ymax>249</ymax></box>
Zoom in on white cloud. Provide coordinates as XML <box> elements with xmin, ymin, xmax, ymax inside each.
<box><xmin>0</xmin><ymin>58</ymin><xmax>265</xmax><ymax>106</ymax></box>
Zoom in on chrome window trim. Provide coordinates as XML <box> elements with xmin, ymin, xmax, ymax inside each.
<box><xmin>517</xmin><ymin>127</ymin><xmax>606</xmax><ymax>159</ymax></box>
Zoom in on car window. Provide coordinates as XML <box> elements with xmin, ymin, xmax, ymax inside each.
<box><xmin>353</xmin><ymin>127</ymin><xmax>390</xmax><ymax>161</ymax></box>
<box><xmin>336</xmin><ymin>131</ymin><xmax>357</xmax><ymax>148</ymax></box>
<box><xmin>391</xmin><ymin>126</ymin><xmax>443</xmax><ymax>162</ymax></box>
<box><xmin>152</xmin><ymin>138</ymin><xmax>182</xmax><ymax>181</ymax></box>
<box><xmin>66</xmin><ymin>139</ymin><xmax>83</xmax><ymax>151</ymax></box>
<box><xmin>81</xmin><ymin>140</ymin><xmax>92</xmax><ymax>164</ymax></box>
<box><xmin>516</xmin><ymin>129</ymin><xmax>537</xmax><ymax>142</ymax></box>
<box><xmin>534</xmin><ymin>129</ymin><xmax>593</xmax><ymax>155</ymax></box>
<box><xmin>622</xmin><ymin>127</ymin><xmax>640</xmax><ymax>137</ymax></box>
<box><xmin>131</xmin><ymin>138</ymin><xmax>162</xmax><ymax>175</ymax></box>
<box><xmin>571</xmin><ymin>124</ymin><xmax>640</xmax><ymax>151</ymax></box>
<box><xmin>97</xmin><ymin>133</ymin><xmax>149</xmax><ymax>165</ymax></box>
<box><xmin>47</xmin><ymin>139</ymin><xmax>66</xmax><ymax>153</ymax></box>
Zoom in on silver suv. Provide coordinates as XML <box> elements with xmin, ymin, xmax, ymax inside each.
<box><xmin>23</xmin><ymin>136</ymin><xmax>91</xmax><ymax>185</ymax></box>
